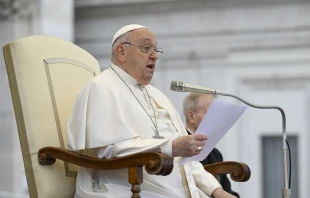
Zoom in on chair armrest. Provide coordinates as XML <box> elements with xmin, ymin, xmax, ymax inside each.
<box><xmin>204</xmin><ymin>161</ymin><xmax>251</xmax><ymax>182</ymax></box>
<box><xmin>38</xmin><ymin>146</ymin><xmax>173</xmax><ymax>176</ymax></box>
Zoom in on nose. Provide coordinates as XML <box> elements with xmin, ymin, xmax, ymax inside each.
<box><xmin>149</xmin><ymin>50</ymin><xmax>159</xmax><ymax>60</ymax></box>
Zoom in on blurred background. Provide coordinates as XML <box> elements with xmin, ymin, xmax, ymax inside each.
<box><xmin>1</xmin><ymin>0</ymin><xmax>310</xmax><ymax>197</ymax></box>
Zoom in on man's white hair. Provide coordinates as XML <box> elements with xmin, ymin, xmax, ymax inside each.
<box><xmin>110</xmin><ymin>32</ymin><xmax>129</xmax><ymax>63</ymax></box>
<box><xmin>183</xmin><ymin>93</ymin><xmax>203</xmax><ymax>118</ymax></box>
<box><xmin>183</xmin><ymin>93</ymin><xmax>216</xmax><ymax>120</ymax></box>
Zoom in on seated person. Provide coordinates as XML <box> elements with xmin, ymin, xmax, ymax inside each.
<box><xmin>183</xmin><ymin>93</ymin><xmax>240</xmax><ymax>198</ymax></box>
<box><xmin>68</xmin><ymin>24</ymin><xmax>237</xmax><ymax>198</ymax></box>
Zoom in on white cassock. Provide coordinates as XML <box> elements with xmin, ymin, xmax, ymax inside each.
<box><xmin>68</xmin><ymin>64</ymin><xmax>222</xmax><ymax>198</ymax></box>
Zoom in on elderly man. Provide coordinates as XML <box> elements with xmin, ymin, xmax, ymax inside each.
<box><xmin>68</xmin><ymin>24</ymin><xmax>236</xmax><ymax>198</ymax></box>
<box><xmin>183</xmin><ymin>93</ymin><xmax>240</xmax><ymax>198</ymax></box>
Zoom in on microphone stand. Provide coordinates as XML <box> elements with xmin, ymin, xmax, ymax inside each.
<box><xmin>170</xmin><ymin>80</ymin><xmax>291</xmax><ymax>197</ymax></box>
<box><xmin>215</xmin><ymin>90</ymin><xmax>291</xmax><ymax>198</ymax></box>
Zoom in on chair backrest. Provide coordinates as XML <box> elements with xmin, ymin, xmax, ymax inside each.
<box><xmin>3</xmin><ymin>36</ymin><xmax>101</xmax><ymax>198</ymax></box>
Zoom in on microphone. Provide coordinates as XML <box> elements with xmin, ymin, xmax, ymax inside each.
<box><xmin>170</xmin><ymin>80</ymin><xmax>291</xmax><ymax>198</ymax></box>
<box><xmin>170</xmin><ymin>80</ymin><xmax>223</xmax><ymax>95</ymax></box>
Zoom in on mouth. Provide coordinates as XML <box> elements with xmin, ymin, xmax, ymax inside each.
<box><xmin>146</xmin><ymin>64</ymin><xmax>155</xmax><ymax>70</ymax></box>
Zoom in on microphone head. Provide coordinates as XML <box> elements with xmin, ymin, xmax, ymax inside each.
<box><xmin>170</xmin><ymin>81</ymin><xmax>184</xmax><ymax>92</ymax></box>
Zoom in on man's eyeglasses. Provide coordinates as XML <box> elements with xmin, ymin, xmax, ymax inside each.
<box><xmin>122</xmin><ymin>42</ymin><xmax>163</xmax><ymax>58</ymax></box>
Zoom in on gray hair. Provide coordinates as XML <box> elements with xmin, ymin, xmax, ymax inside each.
<box><xmin>183</xmin><ymin>93</ymin><xmax>216</xmax><ymax>118</ymax></box>
<box><xmin>110</xmin><ymin>32</ymin><xmax>130</xmax><ymax>63</ymax></box>
<box><xmin>183</xmin><ymin>93</ymin><xmax>204</xmax><ymax>117</ymax></box>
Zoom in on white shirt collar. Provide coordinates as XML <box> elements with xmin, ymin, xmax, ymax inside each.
<box><xmin>186</xmin><ymin>127</ymin><xmax>194</xmax><ymax>134</ymax></box>
<box><xmin>110</xmin><ymin>64</ymin><xmax>138</xmax><ymax>85</ymax></box>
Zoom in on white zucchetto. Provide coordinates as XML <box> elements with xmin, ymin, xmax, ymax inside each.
<box><xmin>112</xmin><ymin>24</ymin><xmax>147</xmax><ymax>45</ymax></box>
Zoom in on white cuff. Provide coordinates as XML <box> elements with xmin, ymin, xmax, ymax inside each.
<box><xmin>159</xmin><ymin>140</ymin><xmax>172</xmax><ymax>157</ymax></box>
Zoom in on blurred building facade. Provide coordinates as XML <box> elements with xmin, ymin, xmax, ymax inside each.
<box><xmin>1</xmin><ymin>0</ymin><xmax>310</xmax><ymax>197</ymax></box>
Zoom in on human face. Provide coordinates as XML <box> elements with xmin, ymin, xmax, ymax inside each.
<box><xmin>122</xmin><ymin>28</ymin><xmax>159</xmax><ymax>85</ymax></box>
<box><xmin>191</xmin><ymin>95</ymin><xmax>214</xmax><ymax>132</ymax></box>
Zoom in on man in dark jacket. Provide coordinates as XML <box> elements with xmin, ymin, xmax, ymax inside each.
<box><xmin>183</xmin><ymin>93</ymin><xmax>240</xmax><ymax>198</ymax></box>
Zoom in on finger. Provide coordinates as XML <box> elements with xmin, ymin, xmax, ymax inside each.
<box><xmin>190</xmin><ymin>145</ymin><xmax>201</xmax><ymax>154</ymax></box>
<box><xmin>194</xmin><ymin>146</ymin><xmax>202</xmax><ymax>154</ymax></box>
<box><xmin>196</xmin><ymin>140</ymin><xmax>205</xmax><ymax>147</ymax></box>
<box><xmin>190</xmin><ymin>148</ymin><xmax>199</xmax><ymax>156</ymax></box>
<box><xmin>194</xmin><ymin>134</ymin><xmax>208</xmax><ymax>140</ymax></box>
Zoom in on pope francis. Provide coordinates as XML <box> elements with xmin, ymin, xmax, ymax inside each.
<box><xmin>67</xmin><ymin>24</ymin><xmax>237</xmax><ymax>198</ymax></box>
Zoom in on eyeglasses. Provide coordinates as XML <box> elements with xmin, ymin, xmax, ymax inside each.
<box><xmin>122</xmin><ymin>42</ymin><xmax>163</xmax><ymax>58</ymax></box>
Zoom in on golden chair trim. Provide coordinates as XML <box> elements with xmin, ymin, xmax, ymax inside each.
<box><xmin>44</xmin><ymin>58</ymin><xmax>96</xmax><ymax>177</ymax></box>
<box><xmin>3</xmin><ymin>44</ymin><xmax>38</xmax><ymax>198</ymax></box>
<box><xmin>44</xmin><ymin>58</ymin><xmax>96</xmax><ymax>76</ymax></box>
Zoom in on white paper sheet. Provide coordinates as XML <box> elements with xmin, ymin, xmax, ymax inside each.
<box><xmin>179</xmin><ymin>99</ymin><xmax>247</xmax><ymax>165</ymax></box>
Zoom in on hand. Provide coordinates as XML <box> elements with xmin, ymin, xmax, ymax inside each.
<box><xmin>172</xmin><ymin>134</ymin><xmax>207</xmax><ymax>157</ymax></box>
<box><xmin>212</xmin><ymin>189</ymin><xmax>237</xmax><ymax>198</ymax></box>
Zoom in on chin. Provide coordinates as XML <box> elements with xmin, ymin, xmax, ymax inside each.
<box><xmin>141</xmin><ymin>81</ymin><xmax>151</xmax><ymax>86</ymax></box>
<box><xmin>140</xmin><ymin>78</ymin><xmax>152</xmax><ymax>86</ymax></box>
<box><xmin>140</xmin><ymin>75</ymin><xmax>153</xmax><ymax>84</ymax></box>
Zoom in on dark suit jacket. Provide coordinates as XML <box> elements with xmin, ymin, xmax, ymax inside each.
<box><xmin>187</xmin><ymin>130</ymin><xmax>240</xmax><ymax>198</ymax></box>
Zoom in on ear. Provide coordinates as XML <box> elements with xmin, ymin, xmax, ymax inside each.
<box><xmin>186</xmin><ymin>110</ymin><xmax>196</xmax><ymax>124</ymax></box>
<box><xmin>115</xmin><ymin>44</ymin><xmax>126</xmax><ymax>63</ymax></box>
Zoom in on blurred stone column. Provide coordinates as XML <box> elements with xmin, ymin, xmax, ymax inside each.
<box><xmin>0</xmin><ymin>0</ymin><xmax>33</xmax><ymax>195</ymax></box>
<box><xmin>0</xmin><ymin>0</ymin><xmax>73</xmax><ymax>196</ymax></box>
<box><xmin>32</xmin><ymin>0</ymin><xmax>74</xmax><ymax>42</ymax></box>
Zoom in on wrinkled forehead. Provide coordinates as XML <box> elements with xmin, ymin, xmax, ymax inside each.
<box><xmin>129</xmin><ymin>28</ymin><xmax>157</xmax><ymax>44</ymax></box>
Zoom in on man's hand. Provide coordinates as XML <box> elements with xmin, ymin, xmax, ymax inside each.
<box><xmin>172</xmin><ymin>134</ymin><xmax>207</xmax><ymax>157</ymax></box>
<box><xmin>212</xmin><ymin>189</ymin><xmax>237</xmax><ymax>198</ymax></box>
